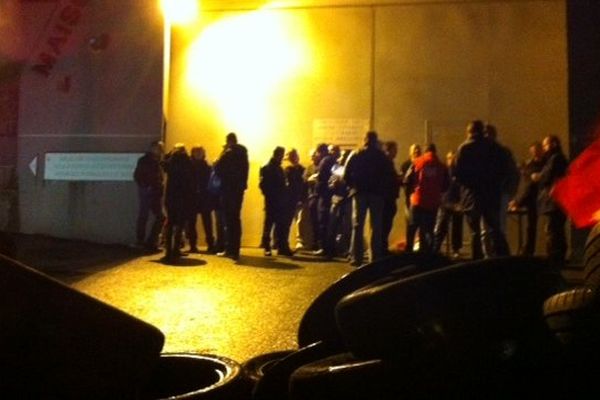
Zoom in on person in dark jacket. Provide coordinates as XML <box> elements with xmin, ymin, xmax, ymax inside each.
<box><xmin>187</xmin><ymin>146</ymin><xmax>216</xmax><ymax>254</ymax></box>
<box><xmin>133</xmin><ymin>140</ymin><xmax>165</xmax><ymax>252</ymax></box>
<box><xmin>404</xmin><ymin>143</ymin><xmax>449</xmax><ymax>254</ymax></box>
<box><xmin>509</xmin><ymin>142</ymin><xmax>545</xmax><ymax>256</ymax></box>
<box><xmin>213</xmin><ymin>132</ymin><xmax>249</xmax><ymax>260</ymax></box>
<box><xmin>531</xmin><ymin>135</ymin><xmax>569</xmax><ymax>267</ymax></box>
<box><xmin>382</xmin><ymin>141</ymin><xmax>401</xmax><ymax>254</ymax></box>
<box><xmin>400</xmin><ymin>143</ymin><xmax>421</xmax><ymax>250</ymax></box>
<box><xmin>162</xmin><ymin>143</ymin><xmax>194</xmax><ymax>261</ymax></box>
<box><xmin>344</xmin><ymin>131</ymin><xmax>394</xmax><ymax>266</ymax></box>
<box><xmin>433</xmin><ymin>151</ymin><xmax>464</xmax><ymax>257</ymax></box>
<box><xmin>454</xmin><ymin>120</ymin><xmax>510</xmax><ymax>259</ymax></box>
<box><xmin>314</xmin><ymin>144</ymin><xmax>340</xmax><ymax>258</ymax></box>
<box><xmin>284</xmin><ymin>149</ymin><xmax>307</xmax><ymax>252</ymax></box>
<box><xmin>260</xmin><ymin>146</ymin><xmax>292</xmax><ymax>256</ymax></box>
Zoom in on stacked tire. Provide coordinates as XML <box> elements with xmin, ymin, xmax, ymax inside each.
<box><xmin>248</xmin><ymin>254</ymin><xmax>568</xmax><ymax>399</ymax></box>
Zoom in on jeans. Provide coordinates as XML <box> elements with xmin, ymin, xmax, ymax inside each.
<box><xmin>350</xmin><ymin>193</ymin><xmax>384</xmax><ymax>264</ymax></box>
<box><xmin>222</xmin><ymin>190</ymin><xmax>245</xmax><ymax>257</ymax></box>
<box><xmin>382</xmin><ymin>198</ymin><xmax>398</xmax><ymax>254</ymax></box>
<box><xmin>406</xmin><ymin>205</ymin><xmax>437</xmax><ymax>254</ymax></box>
<box><xmin>433</xmin><ymin>206</ymin><xmax>463</xmax><ymax>254</ymax></box>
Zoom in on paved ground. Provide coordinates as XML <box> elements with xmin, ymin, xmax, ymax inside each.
<box><xmin>9</xmin><ymin>235</ymin><xmax>351</xmax><ymax>364</ymax></box>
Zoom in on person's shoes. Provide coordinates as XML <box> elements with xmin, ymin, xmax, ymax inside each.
<box><xmin>206</xmin><ymin>246</ymin><xmax>217</xmax><ymax>254</ymax></box>
<box><xmin>144</xmin><ymin>245</ymin><xmax>162</xmax><ymax>254</ymax></box>
<box><xmin>264</xmin><ymin>249</ymin><xmax>273</xmax><ymax>256</ymax></box>
<box><xmin>188</xmin><ymin>247</ymin><xmax>200</xmax><ymax>254</ymax></box>
<box><xmin>278</xmin><ymin>248</ymin><xmax>294</xmax><ymax>257</ymax></box>
<box><xmin>451</xmin><ymin>252</ymin><xmax>461</xmax><ymax>260</ymax></box>
<box><xmin>217</xmin><ymin>251</ymin><xmax>227</xmax><ymax>257</ymax></box>
<box><xmin>349</xmin><ymin>259</ymin><xmax>363</xmax><ymax>267</ymax></box>
<box><xmin>312</xmin><ymin>249</ymin><xmax>325</xmax><ymax>256</ymax></box>
<box><xmin>295</xmin><ymin>243</ymin><xmax>305</xmax><ymax>251</ymax></box>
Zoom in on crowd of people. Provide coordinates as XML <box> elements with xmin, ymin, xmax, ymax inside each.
<box><xmin>134</xmin><ymin>122</ymin><xmax>569</xmax><ymax>267</ymax></box>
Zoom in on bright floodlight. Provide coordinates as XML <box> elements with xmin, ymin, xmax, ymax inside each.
<box><xmin>160</xmin><ymin>0</ymin><xmax>199</xmax><ymax>25</ymax></box>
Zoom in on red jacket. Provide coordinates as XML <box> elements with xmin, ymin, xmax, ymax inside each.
<box><xmin>408</xmin><ymin>152</ymin><xmax>449</xmax><ymax>211</ymax></box>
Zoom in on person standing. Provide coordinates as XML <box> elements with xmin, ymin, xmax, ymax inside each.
<box><xmin>382</xmin><ymin>141</ymin><xmax>401</xmax><ymax>254</ymax></box>
<box><xmin>433</xmin><ymin>151</ymin><xmax>464</xmax><ymax>258</ymax></box>
<box><xmin>259</xmin><ymin>146</ymin><xmax>292</xmax><ymax>256</ymax></box>
<box><xmin>303</xmin><ymin>148</ymin><xmax>321</xmax><ymax>251</ymax></box>
<box><xmin>314</xmin><ymin>144</ymin><xmax>340</xmax><ymax>258</ymax></box>
<box><xmin>188</xmin><ymin>146</ymin><xmax>216</xmax><ymax>254</ymax></box>
<box><xmin>213</xmin><ymin>133</ymin><xmax>249</xmax><ymax>261</ymax></box>
<box><xmin>509</xmin><ymin>142</ymin><xmax>545</xmax><ymax>256</ymax></box>
<box><xmin>133</xmin><ymin>140</ymin><xmax>165</xmax><ymax>252</ymax></box>
<box><xmin>344</xmin><ymin>131</ymin><xmax>394</xmax><ymax>266</ymax></box>
<box><xmin>400</xmin><ymin>144</ymin><xmax>422</xmax><ymax>249</ymax></box>
<box><xmin>455</xmin><ymin>120</ymin><xmax>510</xmax><ymax>259</ymax></box>
<box><xmin>284</xmin><ymin>149</ymin><xmax>307</xmax><ymax>252</ymax></box>
<box><xmin>162</xmin><ymin>143</ymin><xmax>194</xmax><ymax>262</ymax></box>
<box><xmin>404</xmin><ymin>144</ymin><xmax>449</xmax><ymax>254</ymax></box>
<box><xmin>531</xmin><ymin>135</ymin><xmax>569</xmax><ymax>267</ymax></box>
<box><xmin>483</xmin><ymin>124</ymin><xmax>519</xmax><ymax>256</ymax></box>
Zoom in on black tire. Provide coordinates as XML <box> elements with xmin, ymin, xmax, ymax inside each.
<box><xmin>289</xmin><ymin>353</ymin><xmax>521</xmax><ymax>400</ymax></box>
<box><xmin>0</xmin><ymin>254</ymin><xmax>165</xmax><ymax>399</ymax></box>
<box><xmin>544</xmin><ymin>287</ymin><xmax>600</xmax><ymax>346</ymax></box>
<box><xmin>335</xmin><ymin>256</ymin><xmax>565</xmax><ymax>364</ymax></box>
<box><xmin>297</xmin><ymin>252</ymin><xmax>450</xmax><ymax>348</ymax></box>
<box><xmin>242</xmin><ymin>350</ymin><xmax>294</xmax><ymax>389</ymax></box>
<box><xmin>584</xmin><ymin>231</ymin><xmax>600</xmax><ymax>288</ymax></box>
<box><xmin>583</xmin><ymin>221</ymin><xmax>600</xmax><ymax>264</ymax></box>
<box><xmin>252</xmin><ymin>341</ymin><xmax>337</xmax><ymax>400</ymax></box>
<box><xmin>139</xmin><ymin>353</ymin><xmax>247</xmax><ymax>400</ymax></box>
<box><xmin>289</xmin><ymin>353</ymin><xmax>390</xmax><ymax>400</ymax></box>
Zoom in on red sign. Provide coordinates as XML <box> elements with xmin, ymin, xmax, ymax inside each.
<box><xmin>31</xmin><ymin>0</ymin><xmax>90</xmax><ymax>78</ymax></box>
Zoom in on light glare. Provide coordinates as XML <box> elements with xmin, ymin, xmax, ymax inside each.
<box><xmin>160</xmin><ymin>0</ymin><xmax>199</xmax><ymax>25</ymax></box>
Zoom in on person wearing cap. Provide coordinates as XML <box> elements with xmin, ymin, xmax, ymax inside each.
<box><xmin>133</xmin><ymin>140</ymin><xmax>165</xmax><ymax>252</ymax></box>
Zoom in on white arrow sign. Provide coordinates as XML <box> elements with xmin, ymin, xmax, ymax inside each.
<box><xmin>29</xmin><ymin>156</ymin><xmax>38</xmax><ymax>176</ymax></box>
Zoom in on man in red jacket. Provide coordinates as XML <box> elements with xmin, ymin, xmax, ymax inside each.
<box><xmin>404</xmin><ymin>143</ymin><xmax>449</xmax><ymax>253</ymax></box>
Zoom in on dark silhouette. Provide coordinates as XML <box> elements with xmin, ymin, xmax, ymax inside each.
<box><xmin>531</xmin><ymin>135</ymin><xmax>569</xmax><ymax>267</ymax></box>
<box><xmin>455</xmin><ymin>120</ymin><xmax>510</xmax><ymax>259</ymax></box>
<box><xmin>382</xmin><ymin>141</ymin><xmax>401</xmax><ymax>254</ymax></box>
<box><xmin>259</xmin><ymin>146</ymin><xmax>292</xmax><ymax>257</ymax></box>
<box><xmin>163</xmin><ymin>144</ymin><xmax>194</xmax><ymax>262</ymax></box>
<box><xmin>433</xmin><ymin>151</ymin><xmax>464</xmax><ymax>258</ymax></box>
<box><xmin>133</xmin><ymin>140</ymin><xmax>165</xmax><ymax>252</ymax></box>
<box><xmin>344</xmin><ymin>131</ymin><xmax>394</xmax><ymax>266</ymax></box>
<box><xmin>314</xmin><ymin>144</ymin><xmax>339</xmax><ymax>258</ymax></box>
<box><xmin>284</xmin><ymin>149</ymin><xmax>307</xmax><ymax>252</ymax></box>
<box><xmin>510</xmin><ymin>142</ymin><xmax>545</xmax><ymax>256</ymax></box>
<box><xmin>213</xmin><ymin>133</ymin><xmax>249</xmax><ymax>260</ymax></box>
<box><xmin>188</xmin><ymin>146</ymin><xmax>216</xmax><ymax>254</ymax></box>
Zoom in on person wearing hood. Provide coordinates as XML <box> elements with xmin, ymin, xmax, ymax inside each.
<box><xmin>404</xmin><ymin>143</ymin><xmax>449</xmax><ymax>254</ymax></box>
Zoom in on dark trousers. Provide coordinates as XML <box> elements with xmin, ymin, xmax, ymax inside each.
<box><xmin>545</xmin><ymin>210</ymin><xmax>567</xmax><ymax>267</ymax></box>
<box><xmin>214</xmin><ymin>205</ymin><xmax>225</xmax><ymax>253</ymax></box>
<box><xmin>307</xmin><ymin>196</ymin><xmax>320</xmax><ymax>250</ymax></box>
<box><xmin>317</xmin><ymin>195</ymin><xmax>332</xmax><ymax>253</ymax></box>
<box><xmin>136</xmin><ymin>187</ymin><xmax>165</xmax><ymax>247</ymax></box>
<box><xmin>187</xmin><ymin>207</ymin><xmax>215</xmax><ymax>250</ymax></box>
<box><xmin>382</xmin><ymin>198</ymin><xmax>397</xmax><ymax>254</ymax></box>
<box><xmin>521</xmin><ymin>206</ymin><xmax>538</xmax><ymax>256</ymax></box>
<box><xmin>465</xmin><ymin>201</ymin><xmax>510</xmax><ymax>260</ymax></box>
<box><xmin>165</xmin><ymin>208</ymin><xmax>186</xmax><ymax>258</ymax></box>
<box><xmin>433</xmin><ymin>207</ymin><xmax>463</xmax><ymax>254</ymax></box>
<box><xmin>222</xmin><ymin>190</ymin><xmax>244</xmax><ymax>257</ymax></box>
<box><xmin>261</xmin><ymin>198</ymin><xmax>290</xmax><ymax>252</ymax></box>
<box><xmin>406</xmin><ymin>205</ymin><xmax>437</xmax><ymax>254</ymax></box>
<box><xmin>328</xmin><ymin>198</ymin><xmax>352</xmax><ymax>257</ymax></box>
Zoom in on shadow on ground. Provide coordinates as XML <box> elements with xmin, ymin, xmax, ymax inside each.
<box><xmin>5</xmin><ymin>233</ymin><xmax>142</xmax><ymax>284</ymax></box>
<box><xmin>237</xmin><ymin>255</ymin><xmax>302</xmax><ymax>270</ymax></box>
<box><xmin>151</xmin><ymin>258</ymin><xmax>208</xmax><ymax>267</ymax></box>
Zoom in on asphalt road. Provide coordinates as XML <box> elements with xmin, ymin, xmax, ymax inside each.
<box><xmin>70</xmin><ymin>248</ymin><xmax>352</xmax><ymax>364</ymax></box>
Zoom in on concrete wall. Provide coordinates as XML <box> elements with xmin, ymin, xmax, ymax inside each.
<box><xmin>168</xmin><ymin>0</ymin><xmax>568</xmax><ymax>250</ymax></box>
<box><xmin>16</xmin><ymin>1</ymin><xmax>164</xmax><ymax>243</ymax></box>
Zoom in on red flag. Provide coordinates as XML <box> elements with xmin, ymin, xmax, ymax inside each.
<box><xmin>552</xmin><ymin>137</ymin><xmax>600</xmax><ymax>228</ymax></box>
